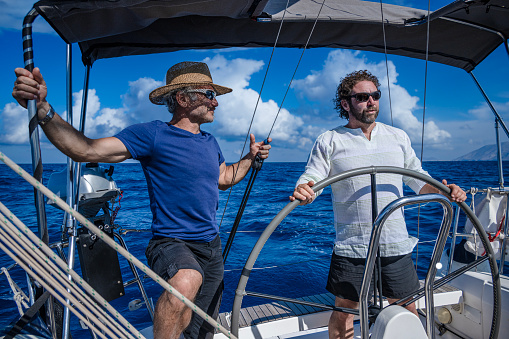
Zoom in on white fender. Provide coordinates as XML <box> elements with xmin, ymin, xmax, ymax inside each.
<box><xmin>371</xmin><ymin>305</ymin><xmax>427</xmax><ymax>339</ymax></box>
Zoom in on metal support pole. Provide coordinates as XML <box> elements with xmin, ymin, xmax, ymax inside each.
<box><xmin>447</xmin><ymin>205</ymin><xmax>461</xmax><ymax>275</ymax></box>
<box><xmin>504</xmin><ymin>39</ymin><xmax>509</xmax><ymax>64</ymax></box>
<box><xmin>21</xmin><ymin>9</ymin><xmax>59</xmax><ymax>337</ymax></box>
<box><xmin>359</xmin><ymin>194</ymin><xmax>453</xmax><ymax>339</ymax></box>
<box><xmin>470</xmin><ymin>72</ymin><xmax>509</xmax><ymax>140</ymax></box>
<box><xmin>72</xmin><ymin>64</ymin><xmax>90</xmax><ymax>215</ymax></box>
<box><xmin>495</xmin><ymin>119</ymin><xmax>504</xmax><ymax>188</ymax></box>
<box><xmin>114</xmin><ymin>233</ymin><xmax>155</xmax><ymax>320</ymax></box>
<box><xmin>62</xmin><ymin>43</ymin><xmax>75</xmax><ymax>339</ymax></box>
<box><xmin>370</xmin><ymin>173</ymin><xmax>383</xmax><ymax>312</ymax></box>
<box><xmin>22</xmin><ymin>9</ymin><xmax>48</xmax><ymax>245</ymax></box>
<box><xmin>424</xmin><ymin>199</ymin><xmax>453</xmax><ymax>339</ymax></box>
<box><xmin>500</xmin><ymin>197</ymin><xmax>509</xmax><ymax>274</ymax></box>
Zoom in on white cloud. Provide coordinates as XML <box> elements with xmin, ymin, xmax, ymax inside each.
<box><xmin>292</xmin><ymin>49</ymin><xmax>452</xmax><ymax>148</ymax></box>
<box><xmin>71</xmin><ymin>89</ymin><xmax>129</xmax><ymax>137</ymax></box>
<box><xmin>203</xmin><ymin>55</ymin><xmax>305</xmax><ymax>144</ymax></box>
<box><xmin>0</xmin><ymin>102</ymin><xmax>28</xmax><ymax>144</ymax></box>
<box><xmin>467</xmin><ymin>100</ymin><xmax>509</xmax><ymax>121</ymax></box>
<box><xmin>7</xmin><ymin>51</ymin><xmax>502</xmax><ymax>162</ymax></box>
<box><xmin>68</xmin><ymin>78</ymin><xmax>168</xmax><ymax>138</ymax></box>
<box><xmin>122</xmin><ymin>77</ymin><xmax>166</xmax><ymax>123</ymax></box>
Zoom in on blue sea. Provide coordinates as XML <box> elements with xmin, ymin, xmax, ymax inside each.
<box><xmin>0</xmin><ymin>161</ymin><xmax>507</xmax><ymax>336</ymax></box>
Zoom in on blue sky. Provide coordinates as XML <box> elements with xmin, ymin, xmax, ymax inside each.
<box><xmin>1</xmin><ymin>0</ymin><xmax>508</xmax><ymax>164</ymax></box>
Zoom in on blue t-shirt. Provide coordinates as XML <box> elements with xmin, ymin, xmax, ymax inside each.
<box><xmin>115</xmin><ymin>121</ymin><xmax>225</xmax><ymax>242</ymax></box>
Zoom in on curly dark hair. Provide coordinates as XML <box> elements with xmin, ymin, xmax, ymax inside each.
<box><xmin>333</xmin><ymin>70</ymin><xmax>381</xmax><ymax>119</ymax></box>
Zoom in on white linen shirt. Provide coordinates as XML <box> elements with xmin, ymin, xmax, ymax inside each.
<box><xmin>297</xmin><ymin>122</ymin><xmax>430</xmax><ymax>258</ymax></box>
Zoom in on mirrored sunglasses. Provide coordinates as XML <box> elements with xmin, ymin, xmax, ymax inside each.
<box><xmin>350</xmin><ymin>90</ymin><xmax>381</xmax><ymax>102</ymax></box>
<box><xmin>187</xmin><ymin>89</ymin><xmax>217</xmax><ymax>100</ymax></box>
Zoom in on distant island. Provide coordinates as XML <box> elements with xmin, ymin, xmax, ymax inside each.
<box><xmin>455</xmin><ymin>141</ymin><xmax>509</xmax><ymax>161</ymax></box>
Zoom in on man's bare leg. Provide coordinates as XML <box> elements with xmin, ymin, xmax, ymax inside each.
<box><xmin>153</xmin><ymin>269</ymin><xmax>203</xmax><ymax>339</ymax></box>
<box><xmin>329</xmin><ymin>297</ymin><xmax>359</xmax><ymax>339</ymax></box>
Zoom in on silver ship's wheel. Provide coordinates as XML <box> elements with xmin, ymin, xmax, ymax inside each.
<box><xmin>231</xmin><ymin>166</ymin><xmax>501</xmax><ymax>339</ymax></box>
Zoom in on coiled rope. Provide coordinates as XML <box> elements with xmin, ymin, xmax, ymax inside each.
<box><xmin>0</xmin><ymin>151</ymin><xmax>236</xmax><ymax>339</ymax></box>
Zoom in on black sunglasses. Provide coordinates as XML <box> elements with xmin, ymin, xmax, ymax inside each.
<box><xmin>187</xmin><ymin>89</ymin><xmax>217</xmax><ymax>100</ymax></box>
<box><xmin>349</xmin><ymin>90</ymin><xmax>381</xmax><ymax>102</ymax></box>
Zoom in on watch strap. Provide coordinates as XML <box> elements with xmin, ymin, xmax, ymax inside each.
<box><xmin>38</xmin><ymin>105</ymin><xmax>55</xmax><ymax>126</ymax></box>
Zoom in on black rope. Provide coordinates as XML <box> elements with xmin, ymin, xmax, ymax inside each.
<box><xmin>222</xmin><ymin>157</ymin><xmax>264</xmax><ymax>262</ymax></box>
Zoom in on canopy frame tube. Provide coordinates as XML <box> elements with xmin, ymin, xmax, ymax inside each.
<box><xmin>470</xmin><ymin>71</ymin><xmax>509</xmax><ymax>188</ymax></box>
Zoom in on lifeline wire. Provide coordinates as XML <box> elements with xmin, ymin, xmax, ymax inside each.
<box><xmin>218</xmin><ymin>0</ymin><xmax>291</xmax><ymax>229</ymax></box>
<box><xmin>0</xmin><ymin>151</ymin><xmax>236</xmax><ymax>339</ymax></box>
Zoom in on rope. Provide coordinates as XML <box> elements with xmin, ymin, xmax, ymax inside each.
<box><xmin>220</xmin><ymin>0</ymin><xmax>327</xmax><ymax>263</ymax></box>
<box><xmin>0</xmin><ymin>213</ymin><xmax>134</xmax><ymax>339</ymax></box>
<box><xmin>0</xmin><ymin>151</ymin><xmax>237</xmax><ymax>339</ymax></box>
<box><xmin>111</xmin><ymin>190</ymin><xmax>123</xmax><ymax>224</ymax></box>
<box><xmin>1</xmin><ymin>266</ymin><xmax>30</xmax><ymax>315</ymax></box>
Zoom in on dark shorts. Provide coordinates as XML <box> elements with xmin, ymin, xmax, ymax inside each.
<box><xmin>145</xmin><ymin>235</ymin><xmax>224</xmax><ymax>339</ymax></box>
<box><xmin>326</xmin><ymin>252</ymin><xmax>419</xmax><ymax>302</ymax></box>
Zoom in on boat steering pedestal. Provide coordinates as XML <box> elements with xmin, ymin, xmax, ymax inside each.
<box><xmin>231</xmin><ymin>166</ymin><xmax>501</xmax><ymax>339</ymax></box>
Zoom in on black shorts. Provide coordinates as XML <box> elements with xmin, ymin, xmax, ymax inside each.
<box><xmin>145</xmin><ymin>235</ymin><xmax>223</xmax><ymax>339</ymax></box>
<box><xmin>326</xmin><ymin>252</ymin><xmax>419</xmax><ymax>302</ymax></box>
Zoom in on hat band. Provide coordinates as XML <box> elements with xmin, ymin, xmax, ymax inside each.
<box><xmin>169</xmin><ymin>73</ymin><xmax>213</xmax><ymax>86</ymax></box>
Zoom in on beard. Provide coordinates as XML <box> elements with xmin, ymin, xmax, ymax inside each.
<box><xmin>350</xmin><ymin>105</ymin><xmax>379</xmax><ymax>124</ymax></box>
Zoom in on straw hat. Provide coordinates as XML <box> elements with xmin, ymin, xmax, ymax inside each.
<box><xmin>149</xmin><ymin>61</ymin><xmax>232</xmax><ymax>105</ymax></box>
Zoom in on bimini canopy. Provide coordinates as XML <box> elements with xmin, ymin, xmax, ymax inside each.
<box><xmin>33</xmin><ymin>0</ymin><xmax>509</xmax><ymax>72</ymax></box>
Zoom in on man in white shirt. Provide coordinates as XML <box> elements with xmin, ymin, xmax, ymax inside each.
<box><xmin>289</xmin><ymin>70</ymin><xmax>466</xmax><ymax>339</ymax></box>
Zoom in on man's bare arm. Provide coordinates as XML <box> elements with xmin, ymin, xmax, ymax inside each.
<box><xmin>13</xmin><ymin>67</ymin><xmax>131</xmax><ymax>163</ymax></box>
<box><xmin>218</xmin><ymin>134</ymin><xmax>271</xmax><ymax>190</ymax></box>
<box><xmin>419</xmin><ymin>180</ymin><xmax>467</xmax><ymax>203</ymax></box>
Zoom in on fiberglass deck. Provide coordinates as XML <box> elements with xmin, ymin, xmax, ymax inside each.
<box><xmin>217</xmin><ymin>282</ymin><xmax>462</xmax><ymax>332</ymax></box>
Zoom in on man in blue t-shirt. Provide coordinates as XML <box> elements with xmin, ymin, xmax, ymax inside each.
<box><xmin>13</xmin><ymin>61</ymin><xmax>272</xmax><ymax>339</ymax></box>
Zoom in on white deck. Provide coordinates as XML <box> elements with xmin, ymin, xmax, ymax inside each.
<box><xmin>213</xmin><ymin>281</ymin><xmax>462</xmax><ymax>339</ymax></box>
<box><xmin>139</xmin><ymin>273</ymin><xmax>508</xmax><ymax>339</ymax></box>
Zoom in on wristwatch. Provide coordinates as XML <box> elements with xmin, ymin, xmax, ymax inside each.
<box><xmin>38</xmin><ymin>105</ymin><xmax>55</xmax><ymax>126</ymax></box>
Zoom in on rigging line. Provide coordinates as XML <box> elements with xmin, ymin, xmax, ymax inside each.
<box><xmin>420</xmin><ymin>0</ymin><xmax>432</xmax><ymax>162</ymax></box>
<box><xmin>416</xmin><ymin>0</ymin><xmax>433</xmax><ymax>272</ymax></box>
<box><xmin>266</xmin><ymin>0</ymin><xmax>328</xmax><ymax>140</ymax></box>
<box><xmin>222</xmin><ymin>0</ymin><xmax>327</xmax><ymax>263</ymax></box>
<box><xmin>379</xmin><ymin>0</ymin><xmax>394</xmax><ymax>126</ymax></box>
<box><xmin>217</xmin><ymin>0</ymin><xmax>291</xmax><ymax>229</ymax></box>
